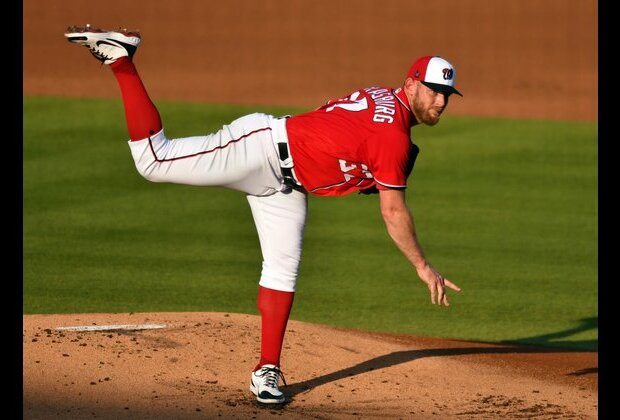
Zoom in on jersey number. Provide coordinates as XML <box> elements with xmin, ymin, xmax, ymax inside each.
<box><xmin>328</xmin><ymin>92</ymin><xmax>373</xmax><ymax>186</ymax></box>
<box><xmin>325</xmin><ymin>91</ymin><xmax>369</xmax><ymax>113</ymax></box>
<box><xmin>339</xmin><ymin>159</ymin><xmax>372</xmax><ymax>182</ymax></box>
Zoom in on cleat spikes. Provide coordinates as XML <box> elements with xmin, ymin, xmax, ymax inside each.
<box><xmin>64</xmin><ymin>25</ymin><xmax>142</xmax><ymax>64</ymax></box>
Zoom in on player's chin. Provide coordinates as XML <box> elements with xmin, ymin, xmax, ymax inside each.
<box><xmin>421</xmin><ymin>113</ymin><xmax>441</xmax><ymax>126</ymax></box>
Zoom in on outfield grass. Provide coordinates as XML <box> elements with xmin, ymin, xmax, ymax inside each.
<box><xmin>23</xmin><ymin>96</ymin><xmax>597</xmax><ymax>350</ymax></box>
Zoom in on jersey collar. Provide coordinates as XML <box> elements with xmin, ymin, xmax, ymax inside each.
<box><xmin>393</xmin><ymin>87</ymin><xmax>414</xmax><ymax>126</ymax></box>
<box><xmin>393</xmin><ymin>87</ymin><xmax>411</xmax><ymax>112</ymax></box>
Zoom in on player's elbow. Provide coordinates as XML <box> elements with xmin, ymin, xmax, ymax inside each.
<box><xmin>379</xmin><ymin>197</ymin><xmax>408</xmax><ymax>221</ymax></box>
<box><xmin>379</xmin><ymin>194</ymin><xmax>411</xmax><ymax>230</ymax></box>
<box><xmin>380</xmin><ymin>205</ymin><xmax>399</xmax><ymax>221</ymax></box>
<box><xmin>381</xmin><ymin>204</ymin><xmax>412</xmax><ymax>230</ymax></box>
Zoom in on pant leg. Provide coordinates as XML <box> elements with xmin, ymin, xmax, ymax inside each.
<box><xmin>246</xmin><ymin>188</ymin><xmax>308</xmax><ymax>292</ymax></box>
<box><xmin>127</xmin><ymin>113</ymin><xmax>286</xmax><ymax>196</ymax></box>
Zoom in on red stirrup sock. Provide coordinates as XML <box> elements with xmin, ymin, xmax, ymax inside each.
<box><xmin>254</xmin><ymin>286</ymin><xmax>295</xmax><ymax>371</ymax></box>
<box><xmin>110</xmin><ymin>57</ymin><xmax>162</xmax><ymax>141</ymax></box>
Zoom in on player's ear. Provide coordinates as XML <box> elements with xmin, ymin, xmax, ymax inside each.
<box><xmin>404</xmin><ymin>77</ymin><xmax>417</xmax><ymax>95</ymax></box>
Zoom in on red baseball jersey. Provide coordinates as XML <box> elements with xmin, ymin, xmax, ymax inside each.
<box><xmin>286</xmin><ymin>86</ymin><xmax>419</xmax><ymax>196</ymax></box>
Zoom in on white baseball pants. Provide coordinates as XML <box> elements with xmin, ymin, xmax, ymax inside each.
<box><xmin>127</xmin><ymin>113</ymin><xmax>307</xmax><ymax>292</ymax></box>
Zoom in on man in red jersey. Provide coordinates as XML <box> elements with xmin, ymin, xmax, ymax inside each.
<box><xmin>65</xmin><ymin>24</ymin><xmax>462</xmax><ymax>405</ymax></box>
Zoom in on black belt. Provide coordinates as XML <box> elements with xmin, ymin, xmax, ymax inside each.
<box><xmin>276</xmin><ymin>141</ymin><xmax>304</xmax><ymax>191</ymax></box>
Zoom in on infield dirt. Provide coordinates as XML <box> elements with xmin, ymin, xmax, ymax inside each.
<box><xmin>23</xmin><ymin>1</ymin><xmax>598</xmax><ymax>418</ymax></box>
<box><xmin>24</xmin><ymin>312</ymin><xmax>597</xmax><ymax>419</ymax></box>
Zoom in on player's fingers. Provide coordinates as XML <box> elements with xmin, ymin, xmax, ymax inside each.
<box><xmin>444</xmin><ymin>279</ymin><xmax>461</xmax><ymax>292</ymax></box>
<box><xmin>437</xmin><ymin>284</ymin><xmax>445</xmax><ymax>305</ymax></box>
<box><xmin>428</xmin><ymin>282</ymin><xmax>437</xmax><ymax>304</ymax></box>
<box><xmin>442</xmin><ymin>292</ymin><xmax>450</xmax><ymax>306</ymax></box>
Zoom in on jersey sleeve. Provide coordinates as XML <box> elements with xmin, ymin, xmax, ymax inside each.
<box><xmin>365</xmin><ymin>131</ymin><xmax>414</xmax><ymax>190</ymax></box>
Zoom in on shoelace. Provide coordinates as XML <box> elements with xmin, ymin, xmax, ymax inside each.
<box><xmin>257</xmin><ymin>366</ymin><xmax>287</xmax><ymax>387</ymax></box>
<box><xmin>88</xmin><ymin>47</ymin><xmax>111</xmax><ymax>63</ymax></box>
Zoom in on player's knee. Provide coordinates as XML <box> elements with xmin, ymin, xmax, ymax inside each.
<box><xmin>134</xmin><ymin>163</ymin><xmax>161</xmax><ymax>182</ymax></box>
<box><xmin>127</xmin><ymin>129</ymin><xmax>170</xmax><ymax>183</ymax></box>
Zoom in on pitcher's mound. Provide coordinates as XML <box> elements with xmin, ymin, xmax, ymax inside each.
<box><xmin>23</xmin><ymin>312</ymin><xmax>597</xmax><ymax>419</ymax></box>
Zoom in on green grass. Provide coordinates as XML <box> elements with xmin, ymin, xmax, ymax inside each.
<box><xmin>23</xmin><ymin>96</ymin><xmax>597</xmax><ymax>351</ymax></box>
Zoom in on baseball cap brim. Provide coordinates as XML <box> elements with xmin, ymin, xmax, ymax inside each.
<box><xmin>421</xmin><ymin>81</ymin><xmax>463</xmax><ymax>97</ymax></box>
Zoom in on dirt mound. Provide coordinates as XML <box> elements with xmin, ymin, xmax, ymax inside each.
<box><xmin>23</xmin><ymin>312</ymin><xmax>597</xmax><ymax>419</ymax></box>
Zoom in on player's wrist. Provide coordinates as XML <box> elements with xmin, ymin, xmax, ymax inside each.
<box><xmin>414</xmin><ymin>261</ymin><xmax>430</xmax><ymax>272</ymax></box>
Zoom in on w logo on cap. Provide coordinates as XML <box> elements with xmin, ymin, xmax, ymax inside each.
<box><xmin>442</xmin><ymin>68</ymin><xmax>454</xmax><ymax>81</ymax></box>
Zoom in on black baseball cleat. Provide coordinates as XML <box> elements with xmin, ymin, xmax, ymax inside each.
<box><xmin>65</xmin><ymin>24</ymin><xmax>142</xmax><ymax>65</ymax></box>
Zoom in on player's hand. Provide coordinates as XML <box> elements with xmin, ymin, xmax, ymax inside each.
<box><xmin>416</xmin><ymin>264</ymin><xmax>461</xmax><ymax>306</ymax></box>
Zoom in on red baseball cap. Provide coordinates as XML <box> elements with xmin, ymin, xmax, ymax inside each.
<box><xmin>407</xmin><ymin>56</ymin><xmax>462</xmax><ymax>96</ymax></box>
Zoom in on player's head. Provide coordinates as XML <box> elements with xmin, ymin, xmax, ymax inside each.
<box><xmin>404</xmin><ymin>56</ymin><xmax>462</xmax><ymax>126</ymax></box>
<box><xmin>407</xmin><ymin>56</ymin><xmax>462</xmax><ymax>97</ymax></box>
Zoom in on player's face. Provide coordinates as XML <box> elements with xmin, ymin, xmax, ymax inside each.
<box><xmin>409</xmin><ymin>80</ymin><xmax>450</xmax><ymax>126</ymax></box>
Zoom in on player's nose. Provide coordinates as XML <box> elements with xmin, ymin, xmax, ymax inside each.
<box><xmin>435</xmin><ymin>93</ymin><xmax>447</xmax><ymax>107</ymax></box>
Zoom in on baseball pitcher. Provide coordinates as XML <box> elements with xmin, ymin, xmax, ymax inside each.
<box><xmin>65</xmin><ymin>24</ymin><xmax>462</xmax><ymax>405</ymax></box>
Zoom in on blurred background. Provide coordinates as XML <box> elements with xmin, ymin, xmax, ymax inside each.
<box><xmin>23</xmin><ymin>0</ymin><xmax>597</xmax><ymax>121</ymax></box>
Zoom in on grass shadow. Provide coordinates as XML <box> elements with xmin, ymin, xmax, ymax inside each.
<box><xmin>499</xmin><ymin>317</ymin><xmax>598</xmax><ymax>351</ymax></box>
